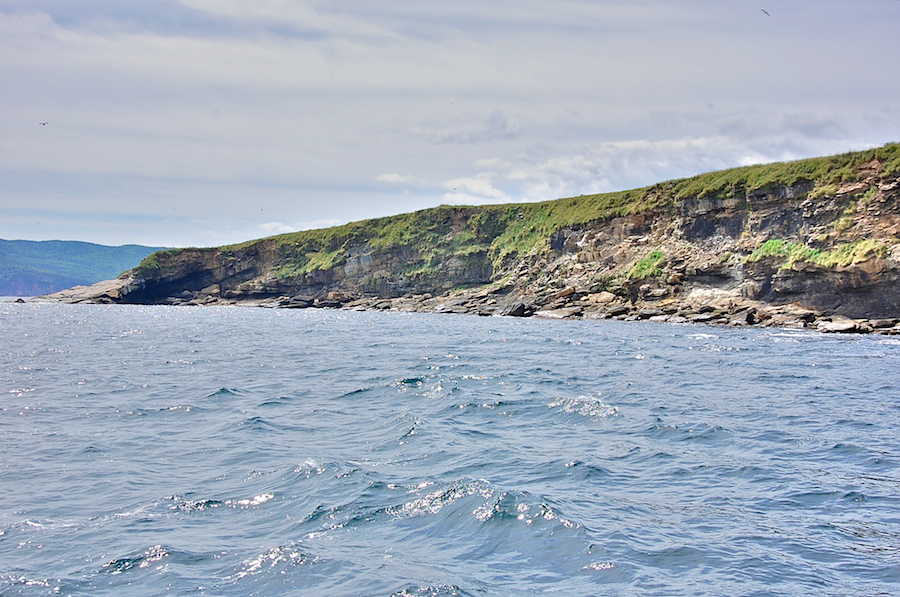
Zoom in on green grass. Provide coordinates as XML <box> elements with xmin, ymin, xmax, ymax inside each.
<box><xmin>749</xmin><ymin>239</ymin><xmax>796</xmax><ymax>261</ymax></box>
<box><xmin>833</xmin><ymin>201</ymin><xmax>858</xmax><ymax>234</ymax></box>
<box><xmin>628</xmin><ymin>250</ymin><xmax>666</xmax><ymax>279</ymax></box>
<box><xmin>670</xmin><ymin>143</ymin><xmax>900</xmax><ymax>201</ymax></box>
<box><xmin>812</xmin><ymin>239</ymin><xmax>889</xmax><ymax>267</ymax></box>
<box><xmin>747</xmin><ymin>239</ymin><xmax>821</xmax><ymax>267</ymax></box>
<box><xmin>136</xmin><ymin>248</ymin><xmax>183</xmax><ymax>276</ymax></box>
<box><xmin>748</xmin><ymin>238</ymin><xmax>888</xmax><ymax>269</ymax></box>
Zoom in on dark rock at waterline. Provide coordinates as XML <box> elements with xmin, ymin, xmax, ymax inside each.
<box><xmin>495</xmin><ymin>302</ymin><xmax>531</xmax><ymax>317</ymax></box>
<box><xmin>729</xmin><ymin>309</ymin><xmax>757</xmax><ymax>325</ymax></box>
<box><xmin>285</xmin><ymin>295</ymin><xmax>314</xmax><ymax>308</ymax></box>
<box><xmin>314</xmin><ymin>299</ymin><xmax>342</xmax><ymax>308</ymax></box>
<box><xmin>606</xmin><ymin>305</ymin><xmax>630</xmax><ymax>317</ymax></box>
<box><xmin>688</xmin><ymin>312</ymin><xmax>719</xmax><ymax>323</ymax></box>
<box><xmin>870</xmin><ymin>318</ymin><xmax>899</xmax><ymax>329</ymax></box>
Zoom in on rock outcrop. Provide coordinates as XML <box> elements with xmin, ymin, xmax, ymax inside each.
<box><xmin>36</xmin><ymin>145</ymin><xmax>900</xmax><ymax>334</ymax></box>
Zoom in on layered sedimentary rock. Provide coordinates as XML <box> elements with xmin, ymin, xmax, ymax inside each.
<box><xmin>39</xmin><ymin>145</ymin><xmax>900</xmax><ymax>333</ymax></box>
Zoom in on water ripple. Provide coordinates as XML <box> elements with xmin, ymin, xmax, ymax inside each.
<box><xmin>1</xmin><ymin>305</ymin><xmax>898</xmax><ymax>596</ymax></box>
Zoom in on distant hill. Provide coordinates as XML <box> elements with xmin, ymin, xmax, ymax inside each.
<box><xmin>0</xmin><ymin>239</ymin><xmax>168</xmax><ymax>296</ymax></box>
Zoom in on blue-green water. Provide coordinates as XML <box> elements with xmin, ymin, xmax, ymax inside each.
<box><xmin>1</xmin><ymin>303</ymin><xmax>898</xmax><ymax>596</ymax></box>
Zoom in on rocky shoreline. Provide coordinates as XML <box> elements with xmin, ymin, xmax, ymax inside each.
<box><xmin>80</xmin><ymin>281</ymin><xmax>894</xmax><ymax>335</ymax></box>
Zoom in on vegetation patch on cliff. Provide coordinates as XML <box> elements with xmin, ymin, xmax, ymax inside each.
<box><xmin>628</xmin><ymin>250</ymin><xmax>666</xmax><ymax>279</ymax></box>
<box><xmin>136</xmin><ymin>248</ymin><xmax>185</xmax><ymax>277</ymax></box>
<box><xmin>749</xmin><ymin>238</ymin><xmax>890</xmax><ymax>269</ymax></box>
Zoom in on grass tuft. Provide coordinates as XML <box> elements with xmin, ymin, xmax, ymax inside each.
<box><xmin>628</xmin><ymin>250</ymin><xmax>666</xmax><ymax>279</ymax></box>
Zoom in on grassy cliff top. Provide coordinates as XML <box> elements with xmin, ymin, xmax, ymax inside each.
<box><xmin>140</xmin><ymin>143</ymin><xmax>900</xmax><ymax>277</ymax></box>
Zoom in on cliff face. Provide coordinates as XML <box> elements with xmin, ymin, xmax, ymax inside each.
<box><xmin>116</xmin><ymin>207</ymin><xmax>497</xmax><ymax>302</ymax></box>
<box><xmin>537</xmin><ymin>173</ymin><xmax>900</xmax><ymax>320</ymax></box>
<box><xmin>40</xmin><ymin>145</ymin><xmax>900</xmax><ymax>332</ymax></box>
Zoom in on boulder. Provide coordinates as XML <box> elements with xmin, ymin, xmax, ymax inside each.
<box><xmin>729</xmin><ymin>309</ymin><xmax>757</xmax><ymax>325</ymax></box>
<box><xmin>818</xmin><ymin>318</ymin><xmax>861</xmax><ymax>333</ymax></box>
<box><xmin>286</xmin><ymin>295</ymin><xmax>314</xmax><ymax>308</ymax></box>
<box><xmin>586</xmin><ymin>291</ymin><xmax>617</xmax><ymax>304</ymax></box>
<box><xmin>545</xmin><ymin>287</ymin><xmax>577</xmax><ymax>303</ymax></box>
<box><xmin>496</xmin><ymin>302</ymin><xmax>530</xmax><ymax>317</ymax></box>
<box><xmin>870</xmin><ymin>318</ymin><xmax>899</xmax><ymax>329</ymax></box>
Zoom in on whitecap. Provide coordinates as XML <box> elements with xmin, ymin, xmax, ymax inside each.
<box><xmin>549</xmin><ymin>395</ymin><xmax>618</xmax><ymax>420</ymax></box>
<box><xmin>230</xmin><ymin>544</ymin><xmax>312</xmax><ymax>580</ymax></box>
<box><xmin>388</xmin><ymin>480</ymin><xmax>494</xmax><ymax>519</ymax></box>
<box><xmin>584</xmin><ymin>561</ymin><xmax>614</xmax><ymax>571</ymax></box>
<box><xmin>225</xmin><ymin>493</ymin><xmax>274</xmax><ymax>508</ymax></box>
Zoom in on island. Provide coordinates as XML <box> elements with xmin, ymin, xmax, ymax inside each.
<box><xmin>40</xmin><ymin>144</ymin><xmax>900</xmax><ymax>334</ymax></box>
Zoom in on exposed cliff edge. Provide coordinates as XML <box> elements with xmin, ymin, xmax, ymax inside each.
<box><xmin>39</xmin><ymin>144</ymin><xmax>900</xmax><ymax>333</ymax></box>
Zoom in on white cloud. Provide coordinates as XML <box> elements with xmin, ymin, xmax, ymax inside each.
<box><xmin>458</xmin><ymin>129</ymin><xmax>880</xmax><ymax>204</ymax></box>
<box><xmin>441</xmin><ymin>173</ymin><xmax>509</xmax><ymax>205</ymax></box>
<box><xmin>257</xmin><ymin>221</ymin><xmax>296</xmax><ymax>235</ymax></box>
<box><xmin>377</xmin><ymin>173</ymin><xmax>418</xmax><ymax>184</ymax></box>
<box><xmin>1</xmin><ymin>1</ymin><xmax>899</xmax><ymax>246</ymax></box>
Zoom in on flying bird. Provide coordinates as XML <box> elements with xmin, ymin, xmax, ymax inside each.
<box><xmin>39</xmin><ymin>122</ymin><xmax>48</xmax><ymax>125</ymax></box>
<box><xmin>761</xmin><ymin>9</ymin><xmax>770</xmax><ymax>16</ymax></box>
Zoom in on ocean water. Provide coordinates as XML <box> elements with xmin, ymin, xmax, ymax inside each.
<box><xmin>1</xmin><ymin>303</ymin><xmax>898</xmax><ymax>597</ymax></box>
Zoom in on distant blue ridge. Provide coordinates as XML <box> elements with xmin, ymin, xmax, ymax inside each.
<box><xmin>0</xmin><ymin>239</ymin><xmax>167</xmax><ymax>296</ymax></box>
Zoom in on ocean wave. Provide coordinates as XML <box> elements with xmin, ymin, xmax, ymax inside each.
<box><xmin>549</xmin><ymin>395</ymin><xmax>618</xmax><ymax>420</ymax></box>
<box><xmin>102</xmin><ymin>544</ymin><xmax>170</xmax><ymax>574</ymax></box>
<box><xmin>391</xmin><ymin>584</ymin><xmax>475</xmax><ymax>597</ymax></box>
<box><xmin>228</xmin><ymin>544</ymin><xmax>318</xmax><ymax>581</ymax></box>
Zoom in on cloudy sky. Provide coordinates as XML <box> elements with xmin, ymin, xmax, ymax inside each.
<box><xmin>2</xmin><ymin>0</ymin><xmax>898</xmax><ymax>247</ymax></box>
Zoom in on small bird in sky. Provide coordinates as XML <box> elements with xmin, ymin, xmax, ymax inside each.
<box><xmin>761</xmin><ymin>9</ymin><xmax>770</xmax><ymax>16</ymax></box>
<box><xmin>39</xmin><ymin>122</ymin><xmax>48</xmax><ymax>125</ymax></box>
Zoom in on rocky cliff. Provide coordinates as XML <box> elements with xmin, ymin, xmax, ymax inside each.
<box><xmin>40</xmin><ymin>144</ymin><xmax>900</xmax><ymax>333</ymax></box>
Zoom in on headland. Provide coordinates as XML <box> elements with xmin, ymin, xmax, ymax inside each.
<box><xmin>39</xmin><ymin>144</ymin><xmax>900</xmax><ymax>334</ymax></box>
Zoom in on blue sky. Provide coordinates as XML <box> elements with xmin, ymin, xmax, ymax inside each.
<box><xmin>2</xmin><ymin>0</ymin><xmax>899</xmax><ymax>247</ymax></box>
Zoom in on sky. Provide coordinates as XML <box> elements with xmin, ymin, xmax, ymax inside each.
<box><xmin>1</xmin><ymin>0</ymin><xmax>899</xmax><ymax>248</ymax></box>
